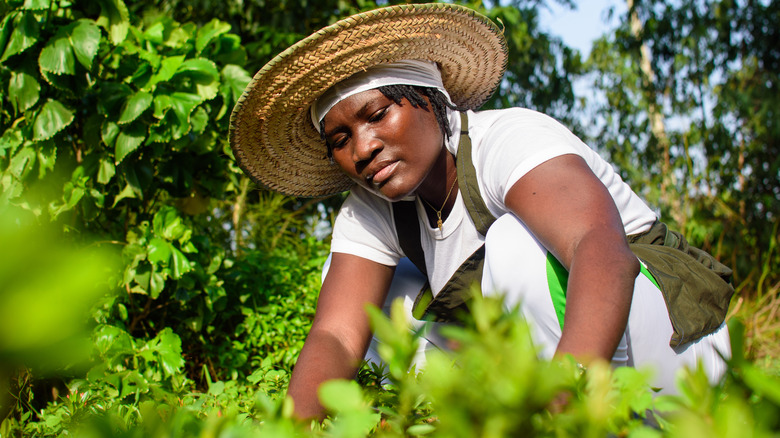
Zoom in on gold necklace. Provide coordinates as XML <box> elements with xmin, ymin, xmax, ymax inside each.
<box><xmin>421</xmin><ymin>174</ymin><xmax>458</xmax><ymax>232</ymax></box>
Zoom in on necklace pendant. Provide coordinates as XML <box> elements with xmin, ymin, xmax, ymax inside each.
<box><xmin>436</xmin><ymin>219</ymin><xmax>443</xmax><ymax>231</ymax></box>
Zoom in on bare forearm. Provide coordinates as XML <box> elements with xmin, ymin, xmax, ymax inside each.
<box><xmin>287</xmin><ymin>329</ymin><xmax>364</xmax><ymax>420</ymax></box>
<box><xmin>555</xmin><ymin>233</ymin><xmax>639</xmax><ymax>362</ymax></box>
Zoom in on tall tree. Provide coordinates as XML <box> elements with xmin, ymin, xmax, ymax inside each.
<box><xmin>587</xmin><ymin>0</ymin><xmax>779</xmax><ymax>290</ymax></box>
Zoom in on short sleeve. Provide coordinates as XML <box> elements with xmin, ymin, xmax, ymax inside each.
<box><xmin>466</xmin><ymin>108</ymin><xmax>657</xmax><ymax>234</ymax></box>
<box><xmin>331</xmin><ymin>186</ymin><xmax>403</xmax><ymax>266</ymax></box>
<box><xmin>470</xmin><ymin>109</ymin><xmax>581</xmax><ymax>215</ymax></box>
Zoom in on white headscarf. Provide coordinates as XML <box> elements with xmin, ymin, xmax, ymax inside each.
<box><xmin>310</xmin><ymin>59</ymin><xmax>453</xmax><ymax>131</ymax></box>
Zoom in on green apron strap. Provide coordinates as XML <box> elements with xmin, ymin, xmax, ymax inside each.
<box><xmin>415</xmin><ymin>246</ymin><xmax>485</xmax><ymax>321</ymax></box>
<box><xmin>392</xmin><ymin>200</ymin><xmax>427</xmax><ymax>276</ymax></box>
<box><xmin>456</xmin><ymin>112</ymin><xmax>496</xmax><ymax>236</ymax></box>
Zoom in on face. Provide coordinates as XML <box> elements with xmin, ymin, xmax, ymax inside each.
<box><xmin>321</xmin><ymin>89</ymin><xmax>444</xmax><ymax>201</ymax></box>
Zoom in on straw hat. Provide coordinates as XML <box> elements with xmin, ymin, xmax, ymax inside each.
<box><xmin>229</xmin><ymin>3</ymin><xmax>508</xmax><ymax>198</ymax></box>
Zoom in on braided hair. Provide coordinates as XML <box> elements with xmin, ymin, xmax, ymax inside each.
<box><xmin>321</xmin><ymin>85</ymin><xmax>457</xmax><ymax>160</ymax></box>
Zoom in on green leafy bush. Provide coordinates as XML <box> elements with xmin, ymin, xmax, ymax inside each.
<box><xmin>4</xmin><ymin>290</ymin><xmax>779</xmax><ymax>437</ymax></box>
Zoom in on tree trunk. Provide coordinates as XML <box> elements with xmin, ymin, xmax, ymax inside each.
<box><xmin>627</xmin><ymin>0</ymin><xmax>685</xmax><ymax>227</ymax></box>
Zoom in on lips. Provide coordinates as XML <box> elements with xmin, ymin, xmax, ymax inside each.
<box><xmin>367</xmin><ymin>161</ymin><xmax>399</xmax><ymax>186</ymax></box>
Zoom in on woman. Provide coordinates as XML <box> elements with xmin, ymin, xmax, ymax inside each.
<box><xmin>229</xmin><ymin>3</ymin><xmax>733</xmax><ymax>420</ymax></box>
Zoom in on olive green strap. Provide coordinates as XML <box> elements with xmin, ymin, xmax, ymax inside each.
<box><xmin>412</xmin><ymin>246</ymin><xmax>485</xmax><ymax>321</ymax></box>
<box><xmin>456</xmin><ymin>112</ymin><xmax>496</xmax><ymax>236</ymax></box>
<box><xmin>392</xmin><ymin>200</ymin><xmax>428</xmax><ymax>277</ymax></box>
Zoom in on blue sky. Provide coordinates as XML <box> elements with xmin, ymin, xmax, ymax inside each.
<box><xmin>538</xmin><ymin>0</ymin><xmax>626</xmax><ymax>57</ymax></box>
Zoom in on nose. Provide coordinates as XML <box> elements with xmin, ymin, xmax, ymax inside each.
<box><xmin>352</xmin><ymin>132</ymin><xmax>382</xmax><ymax>164</ymax></box>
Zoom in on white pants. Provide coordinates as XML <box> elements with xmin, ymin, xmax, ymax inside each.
<box><xmin>324</xmin><ymin>214</ymin><xmax>731</xmax><ymax>394</ymax></box>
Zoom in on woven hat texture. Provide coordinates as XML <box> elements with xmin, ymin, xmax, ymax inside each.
<box><xmin>229</xmin><ymin>2</ymin><xmax>508</xmax><ymax>197</ymax></box>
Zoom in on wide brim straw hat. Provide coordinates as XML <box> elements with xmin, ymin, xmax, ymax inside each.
<box><xmin>229</xmin><ymin>2</ymin><xmax>508</xmax><ymax>198</ymax></box>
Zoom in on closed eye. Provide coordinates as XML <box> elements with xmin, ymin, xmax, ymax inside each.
<box><xmin>327</xmin><ymin>132</ymin><xmax>350</xmax><ymax>150</ymax></box>
<box><xmin>368</xmin><ymin>107</ymin><xmax>388</xmax><ymax>123</ymax></box>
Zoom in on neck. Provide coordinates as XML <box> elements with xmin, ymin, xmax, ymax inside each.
<box><xmin>416</xmin><ymin>149</ymin><xmax>458</xmax><ymax>220</ymax></box>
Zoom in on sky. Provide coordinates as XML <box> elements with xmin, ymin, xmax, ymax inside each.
<box><xmin>538</xmin><ymin>0</ymin><xmax>626</xmax><ymax>57</ymax></box>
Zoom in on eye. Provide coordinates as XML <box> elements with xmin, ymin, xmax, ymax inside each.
<box><xmin>328</xmin><ymin>134</ymin><xmax>348</xmax><ymax>150</ymax></box>
<box><xmin>368</xmin><ymin>107</ymin><xmax>388</xmax><ymax>123</ymax></box>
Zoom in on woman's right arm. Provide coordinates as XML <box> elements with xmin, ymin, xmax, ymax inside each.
<box><xmin>287</xmin><ymin>252</ymin><xmax>395</xmax><ymax>420</ymax></box>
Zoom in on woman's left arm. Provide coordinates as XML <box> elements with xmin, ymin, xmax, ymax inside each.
<box><xmin>504</xmin><ymin>154</ymin><xmax>640</xmax><ymax>362</ymax></box>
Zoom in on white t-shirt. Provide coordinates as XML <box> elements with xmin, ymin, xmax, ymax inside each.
<box><xmin>331</xmin><ymin>108</ymin><xmax>658</xmax><ymax>295</ymax></box>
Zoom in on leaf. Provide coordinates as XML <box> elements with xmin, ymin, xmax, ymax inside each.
<box><xmin>33</xmin><ymin>100</ymin><xmax>74</xmax><ymax>141</ymax></box>
<box><xmin>0</xmin><ymin>15</ymin><xmax>13</xmax><ymax>56</ymax></box>
<box><xmin>154</xmin><ymin>328</ymin><xmax>185</xmax><ymax>376</ymax></box>
<box><xmin>217</xmin><ymin>64</ymin><xmax>251</xmax><ymax>119</ymax></box>
<box><xmin>406</xmin><ymin>424</ymin><xmax>436</xmax><ymax>436</ymax></box>
<box><xmin>143</xmin><ymin>21</ymin><xmax>165</xmax><ymax>45</ymax></box>
<box><xmin>208</xmin><ymin>380</ymin><xmax>225</xmax><ymax>395</ymax></box>
<box><xmin>101</xmin><ymin>120</ymin><xmax>119</xmax><ymax>147</ymax></box>
<box><xmin>112</xmin><ymin>183</ymin><xmax>137</xmax><ymax>207</ymax></box>
<box><xmin>170</xmin><ymin>247</ymin><xmax>192</xmax><ymax>278</ymax></box>
<box><xmin>36</xmin><ymin>140</ymin><xmax>56</xmax><ymax>178</ymax></box>
<box><xmin>210</xmin><ymin>33</ymin><xmax>247</xmax><ymax>65</ymax></box>
<box><xmin>96</xmin><ymin>0</ymin><xmax>129</xmax><ymax>45</ymax></box>
<box><xmin>38</xmin><ymin>20</ymin><xmax>100</xmax><ymax>75</ymax></box>
<box><xmin>153</xmin><ymin>206</ymin><xmax>186</xmax><ymax>240</ymax></box>
<box><xmin>54</xmin><ymin>180</ymin><xmax>86</xmax><ymax>217</ymax></box>
<box><xmin>175</xmin><ymin>58</ymin><xmax>220</xmax><ymax>100</ymax></box>
<box><xmin>22</xmin><ymin>0</ymin><xmax>51</xmax><ymax>10</ymax></box>
<box><xmin>39</xmin><ymin>27</ymin><xmax>75</xmax><ymax>75</ymax></box>
<box><xmin>82</xmin><ymin>114</ymin><xmax>103</xmax><ymax>149</ymax></box>
<box><xmin>93</xmin><ymin>325</ymin><xmax>134</xmax><ymax>358</ymax></box>
<box><xmin>98</xmin><ymin>82</ymin><xmax>132</xmax><ymax>115</ymax></box>
<box><xmin>69</xmin><ymin>19</ymin><xmax>100</xmax><ymax>70</ymax></box>
<box><xmin>8</xmin><ymin>70</ymin><xmax>40</xmax><ymax>113</ymax></box>
<box><xmin>318</xmin><ymin>380</ymin><xmax>365</xmax><ymax>412</ymax></box>
<box><xmin>0</xmin><ymin>128</ymin><xmax>24</xmax><ymax>158</ymax></box>
<box><xmin>150</xmin><ymin>270</ymin><xmax>165</xmax><ymax>298</ymax></box>
<box><xmin>97</xmin><ymin>158</ymin><xmax>116</xmax><ymax>184</ymax></box>
<box><xmin>1</xmin><ymin>12</ymin><xmax>39</xmax><ymax>62</ymax></box>
<box><xmin>195</xmin><ymin>19</ymin><xmax>231</xmax><ymax>53</ymax></box>
<box><xmin>153</xmin><ymin>94</ymin><xmax>172</xmax><ymax>119</ymax></box>
<box><xmin>114</xmin><ymin>123</ymin><xmax>146</xmax><ymax>164</ymax></box>
<box><xmin>167</xmin><ymin>92</ymin><xmax>202</xmax><ymax>139</ymax></box>
<box><xmin>147</xmin><ymin>237</ymin><xmax>171</xmax><ymax>264</ymax></box>
<box><xmin>147</xmin><ymin>55</ymin><xmax>185</xmax><ymax>90</ymax></box>
<box><xmin>190</xmin><ymin>107</ymin><xmax>208</xmax><ymax>134</ymax></box>
<box><xmin>119</xmin><ymin>370</ymin><xmax>149</xmax><ymax>398</ymax></box>
<box><xmin>38</xmin><ymin>68</ymin><xmax>79</xmax><ymax>97</ymax></box>
<box><xmin>124</xmin><ymin>165</ymin><xmax>148</xmax><ymax>199</ymax></box>
<box><xmin>9</xmin><ymin>146</ymin><xmax>36</xmax><ymax>179</ymax></box>
<box><xmin>118</xmin><ymin>91</ymin><xmax>153</xmax><ymax>125</ymax></box>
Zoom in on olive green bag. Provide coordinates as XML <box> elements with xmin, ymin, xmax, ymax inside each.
<box><xmin>628</xmin><ymin>222</ymin><xmax>734</xmax><ymax>347</ymax></box>
<box><xmin>392</xmin><ymin>113</ymin><xmax>734</xmax><ymax>347</ymax></box>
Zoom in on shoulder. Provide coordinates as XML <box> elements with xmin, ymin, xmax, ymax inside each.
<box><xmin>463</xmin><ymin>109</ymin><xmax>590</xmax><ymax>214</ymax></box>
<box><xmin>469</xmin><ymin>108</ymin><xmax>585</xmax><ymax>148</ymax></box>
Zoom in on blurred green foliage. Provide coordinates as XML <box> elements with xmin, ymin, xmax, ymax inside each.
<box><xmin>2</xmin><ymin>292</ymin><xmax>779</xmax><ymax>437</ymax></box>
